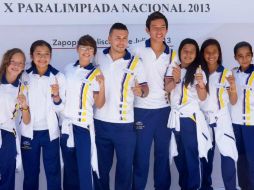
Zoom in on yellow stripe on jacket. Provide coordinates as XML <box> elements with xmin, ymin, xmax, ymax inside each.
<box><xmin>81</xmin><ymin>68</ymin><xmax>100</xmax><ymax>122</ymax></box>
<box><xmin>246</xmin><ymin>72</ymin><xmax>254</xmax><ymax>126</ymax></box>
<box><xmin>218</xmin><ymin>69</ymin><xmax>228</xmax><ymax>109</ymax></box>
<box><xmin>121</xmin><ymin>56</ymin><xmax>139</xmax><ymax>121</ymax></box>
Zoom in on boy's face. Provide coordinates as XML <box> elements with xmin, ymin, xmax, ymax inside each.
<box><xmin>235</xmin><ymin>46</ymin><xmax>253</xmax><ymax>71</ymax></box>
<box><xmin>108</xmin><ymin>29</ymin><xmax>128</xmax><ymax>54</ymax></box>
<box><xmin>146</xmin><ymin>19</ymin><xmax>168</xmax><ymax>43</ymax></box>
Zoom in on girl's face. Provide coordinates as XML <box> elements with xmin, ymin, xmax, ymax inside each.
<box><xmin>235</xmin><ymin>46</ymin><xmax>253</xmax><ymax>71</ymax></box>
<box><xmin>204</xmin><ymin>44</ymin><xmax>219</xmax><ymax>67</ymax></box>
<box><xmin>180</xmin><ymin>44</ymin><xmax>197</xmax><ymax>68</ymax></box>
<box><xmin>6</xmin><ymin>52</ymin><xmax>25</xmax><ymax>77</ymax></box>
<box><xmin>77</xmin><ymin>45</ymin><xmax>95</xmax><ymax>64</ymax></box>
<box><xmin>31</xmin><ymin>45</ymin><xmax>51</xmax><ymax>70</ymax></box>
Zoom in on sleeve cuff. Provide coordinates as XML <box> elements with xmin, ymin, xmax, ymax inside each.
<box><xmin>53</xmin><ymin>99</ymin><xmax>62</xmax><ymax>105</ymax></box>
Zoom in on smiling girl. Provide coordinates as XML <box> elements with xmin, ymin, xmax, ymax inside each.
<box><xmin>20</xmin><ymin>40</ymin><xmax>65</xmax><ymax>190</ymax></box>
<box><xmin>61</xmin><ymin>35</ymin><xmax>105</xmax><ymax>190</ymax></box>
<box><xmin>0</xmin><ymin>48</ymin><xmax>30</xmax><ymax>190</ymax></box>
<box><xmin>166</xmin><ymin>38</ymin><xmax>212</xmax><ymax>190</ymax></box>
<box><xmin>199</xmin><ymin>39</ymin><xmax>238</xmax><ymax>190</ymax></box>
<box><xmin>231</xmin><ymin>41</ymin><xmax>254</xmax><ymax>190</ymax></box>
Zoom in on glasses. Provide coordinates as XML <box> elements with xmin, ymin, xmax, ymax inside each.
<box><xmin>9</xmin><ymin>60</ymin><xmax>24</xmax><ymax>68</ymax></box>
<box><xmin>79</xmin><ymin>46</ymin><xmax>94</xmax><ymax>52</ymax></box>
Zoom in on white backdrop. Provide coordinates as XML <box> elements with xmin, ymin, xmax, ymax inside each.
<box><xmin>1</xmin><ymin>0</ymin><xmax>254</xmax><ymax>189</ymax></box>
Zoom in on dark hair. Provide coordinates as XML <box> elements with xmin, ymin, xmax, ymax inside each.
<box><xmin>0</xmin><ymin>48</ymin><xmax>26</xmax><ymax>84</ymax></box>
<box><xmin>200</xmin><ymin>38</ymin><xmax>222</xmax><ymax>66</ymax></box>
<box><xmin>199</xmin><ymin>39</ymin><xmax>223</xmax><ymax>92</ymax></box>
<box><xmin>146</xmin><ymin>11</ymin><xmax>168</xmax><ymax>30</ymax></box>
<box><xmin>77</xmin><ymin>35</ymin><xmax>97</xmax><ymax>55</ymax></box>
<box><xmin>30</xmin><ymin>40</ymin><xmax>52</xmax><ymax>55</ymax></box>
<box><xmin>109</xmin><ymin>22</ymin><xmax>128</xmax><ymax>35</ymax></box>
<box><xmin>178</xmin><ymin>38</ymin><xmax>199</xmax><ymax>87</ymax></box>
<box><xmin>30</xmin><ymin>40</ymin><xmax>52</xmax><ymax>67</ymax></box>
<box><xmin>234</xmin><ymin>41</ymin><xmax>253</xmax><ymax>56</ymax></box>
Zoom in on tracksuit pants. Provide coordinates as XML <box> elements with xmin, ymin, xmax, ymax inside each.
<box><xmin>0</xmin><ymin>130</ymin><xmax>16</xmax><ymax>190</ymax></box>
<box><xmin>94</xmin><ymin>119</ymin><xmax>136</xmax><ymax>190</ymax></box>
<box><xmin>60</xmin><ymin>133</ymin><xmax>80</xmax><ymax>190</ymax></box>
<box><xmin>174</xmin><ymin>118</ymin><xmax>200</xmax><ymax>190</ymax></box>
<box><xmin>200</xmin><ymin>126</ymin><xmax>237</xmax><ymax>190</ymax></box>
<box><xmin>132</xmin><ymin>107</ymin><xmax>171</xmax><ymax>190</ymax></box>
<box><xmin>73</xmin><ymin>124</ymin><xmax>93</xmax><ymax>190</ymax></box>
<box><xmin>233</xmin><ymin>123</ymin><xmax>254</xmax><ymax>190</ymax></box>
<box><xmin>61</xmin><ymin>124</ymin><xmax>93</xmax><ymax>190</ymax></box>
<box><xmin>21</xmin><ymin>130</ymin><xmax>61</xmax><ymax>190</ymax></box>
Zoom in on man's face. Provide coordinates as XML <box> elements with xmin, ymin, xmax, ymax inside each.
<box><xmin>108</xmin><ymin>29</ymin><xmax>129</xmax><ymax>54</ymax></box>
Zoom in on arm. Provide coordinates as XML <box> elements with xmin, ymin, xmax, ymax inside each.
<box><xmin>132</xmin><ymin>58</ymin><xmax>149</xmax><ymax>97</ymax></box>
<box><xmin>51</xmin><ymin>74</ymin><xmax>66</xmax><ymax>112</ymax></box>
<box><xmin>164</xmin><ymin>77</ymin><xmax>176</xmax><ymax>93</ymax></box>
<box><xmin>18</xmin><ymin>92</ymin><xmax>30</xmax><ymax>124</ymax></box>
<box><xmin>164</xmin><ymin>66</ymin><xmax>181</xmax><ymax>93</ymax></box>
<box><xmin>21</xmin><ymin>107</ymin><xmax>30</xmax><ymax>124</ymax></box>
<box><xmin>94</xmin><ymin>74</ymin><xmax>105</xmax><ymax>108</ymax></box>
<box><xmin>196</xmin><ymin>84</ymin><xmax>207</xmax><ymax>101</ymax></box>
<box><xmin>226</xmin><ymin>74</ymin><xmax>238</xmax><ymax>105</ymax></box>
<box><xmin>195</xmin><ymin>72</ymin><xmax>207</xmax><ymax>101</ymax></box>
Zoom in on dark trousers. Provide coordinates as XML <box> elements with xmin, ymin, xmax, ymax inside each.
<box><xmin>21</xmin><ymin>130</ymin><xmax>61</xmax><ymax>190</ymax></box>
<box><xmin>174</xmin><ymin>118</ymin><xmax>200</xmax><ymax>190</ymax></box>
<box><xmin>0</xmin><ymin>130</ymin><xmax>16</xmax><ymax>190</ymax></box>
<box><xmin>233</xmin><ymin>123</ymin><xmax>254</xmax><ymax>190</ymax></box>
<box><xmin>94</xmin><ymin>120</ymin><xmax>136</xmax><ymax>190</ymax></box>
<box><xmin>60</xmin><ymin>133</ymin><xmax>79</xmax><ymax>190</ymax></box>
<box><xmin>132</xmin><ymin>107</ymin><xmax>171</xmax><ymax>190</ymax></box>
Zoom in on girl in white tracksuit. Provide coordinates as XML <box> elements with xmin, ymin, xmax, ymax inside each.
<box><xmin>199</xmin><ymin>38</ymin><xmax>238</xmax><ymax>190</ymax></box>
<box><xmin>0</xmin><ymin>48</ymin><xmax>30</xmax><ymax>190</ymax></box>
<box><xmin>61</xmin><ymin>35</ymin><xmax>105</xmax><ymax>190</ymax></box>
<box><xmin>20</xmin><ymin>40</ymin><xmax>65</xmax><ymax>190</ymax></box>
<box><xmin>165</xmin><ymin>38</ymin><xmax>212</xmax><ymax>190</ymax></box>
<box><xmin>231</xmin><ymin>41</ymin><xmax>254</xmax><ymax>190</ymax></box>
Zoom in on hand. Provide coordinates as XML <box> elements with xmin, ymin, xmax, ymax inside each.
<box><xmin>132</xmin><ymin>79</ymin><xmax>143</xmax><ymax>97</ymax></box>
<box><xmin>226</xmin><ymin>73</ymin><xmax>236</xmax><ymax>87</ymax></box>
<box><xmin>195</xmin><ymin>73</ymin><xmax>205</xmax><ymax>88</ymax></box>
<box><xmin>172</xmin><ymin>66</ymin><xmax>181</xmax><ymax>83</ymax></box>
<box><xmin>164</xmin><ymin>78</ymin><xmax>176</xmax><ymax>93</ymax></box>
<box><xmin>96</xmin><ymin>74</ymin><xmax>105</xmax><ymax>88</ymax></box>
<box><xmin>17</xmin><ymin>92</ymin><xmax>28</xmax><ymax>109</ymax></box>
<box><xmin>51</xmin><ymin>77</ymin><xmax>59</xmax><ymax>97</ymax></box>
<box><xmin>226</xmin><ymin>73</ymin><xmax>236</xmax><ymax>92</ymax></box>
<box><xmin>195</xmin><ymin>65</ymin><xmax>205</xmax><ymax>88</ymax></box>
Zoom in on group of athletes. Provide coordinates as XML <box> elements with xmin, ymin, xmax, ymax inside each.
<box><xmin>0</xmin><ymin>11</ymin><xmax>254</xmax><ymax>190</ymax></box>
